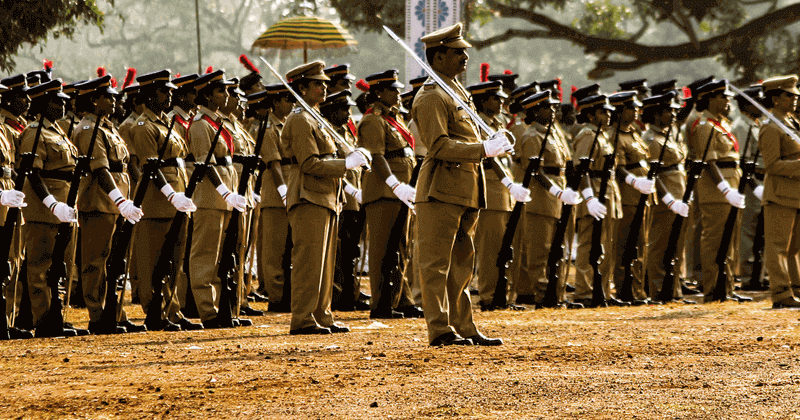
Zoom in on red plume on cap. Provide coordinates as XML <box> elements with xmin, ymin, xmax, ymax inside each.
<box><xmin>570</xmin><ymin>85</ymin><xmax>578</xmax><ymax>108</ymax></box>
<box><xmin>480</xmin><ymin>63</ymin><xmax>489</xmax><ymax>83</ymax></box>
<box><xmin>239</xmin><ymin>54</ymin><xmax>259</xmax><ymax>74</ymax></box>
<box><xmin>356</xmin><ymin>79</ymin><xmax>370</xmax><ymax>92</ymax></box>
<box><xmin>97</xmin><ymin>66</ymin><xmax>107</xmax><ymax>77</ymax></box>
<box><xmin>110</xmin><ymin>78</ymin><xmax>118</xmax><ymax>88</ymax></box>
<box><xmin>43</xmin><ymin>59</ymin><xmax>53</xmax><ymax>72</ymax></box>
<box><xmin>503</xmin><ymin>69</ymin><xmax>513</xmax><ymax>75</ymax></box>
<box><xmin>205</xmin><ymin>66</ymin><xmax>213</xmax><ymax>74</ymax></box>
<box><xmin>556</xmin><ymin>78</ymin><xmax>563</xmax><ymax>102</ymax></box>
<box><xmin>175</xmin><ymin>72</ymin><xmax>181</xmax><ymax>78</ymax></box>
<box><xmin>682</xmin><ymin>86</ymin><xmax>692</xmax><ymax>100</ymax></box>
<box><xmin>122</xmin><ymin>67</ymin><xmax>136</xmax><ymax>90</ymax></box>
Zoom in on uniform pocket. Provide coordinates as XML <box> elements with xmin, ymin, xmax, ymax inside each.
<box><xmin>433</xmin><ymin>163</ymin><xmax>473</xmax><ymax>198</ymax></box>
<box><xmin>303</xmin><ymin>174</ymin><xmax>335</xmax><ymax>194</ymax></box>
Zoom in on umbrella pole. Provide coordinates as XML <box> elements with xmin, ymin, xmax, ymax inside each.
<box><xmin>304</xmin><ymin>42</ymin><xmax>308</xmax><ymax>63</ymax></box>
<box><xmin>195</xmin><ymin>0</ymin><xmax>202</xmax><ymax>73</ymax></box>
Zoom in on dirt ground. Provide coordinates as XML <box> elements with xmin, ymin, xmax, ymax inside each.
<box><xmin>2</xmin><ymin>288</ymin><xmax>800</xmax><ymax>420</ymax></box>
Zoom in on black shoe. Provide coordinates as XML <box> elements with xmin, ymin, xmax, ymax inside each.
<box><xmin>240</xmin><ymin>307</ymin><xmax>264</xmax><ymax>317</ymax></box>
<box><xmin>64</xmin><ymin>323</ymin><xmax>90</xmax><ymax>336</ymax></box>
<box><xmin>396</xmin><ymin>305</ymin><xmax>424</xmax><ymax>318</ymax></box>
<box><xmin>290</xmin><ymin>325</ymin><xmax>331</xmax><ymax>335</ymax></box>
<box><xmin>515</xmin><ymin>294</ymin><xmax>536</xmax><ymax>305</ymax></box>
<box><xmin>628</xmin><ymin>299</ymin><xmax>648</xmax><ymax>306</ymax></box>
<box><xmin>565</xmin><ymin>284</ymin><xmax>576</xmax><ymax>293</ymax></box>
<box><xmin>248</xmin><ymin>292</ymin><xmax>269</xmax><ymax>303</ymax></box>
<box><xmin>237</xmin><ymin>318</ymin><xmax>253</xmax><ymax>327</ymax></box>
<box><xmin>466</xmin><ymin>333</ymin><xmax>503</xmax><ymax>346</ymax></box>
<box><xmin>118</xmin><ymin>320</ymin><xmax>147</xmax><ymax>333</ymax></box>
<box><xmin>202</xmin><ymin>317</ymin><xmax>235</xmax><ymax>329</ymax></box>
<box><xmin>772</xmin><ymin>297</ymin><xmax>800</xmax><ymax>309</ymax></box>
<box><xmin>9</xmin><ymin>327</ymin><xmax>34</xmax><ymax>339</ymax></box>
<box><xmin>563</xmin><ymin>300</ymin><xmax>585</xmax><ymax>309</ymax></box>
<box><xmin>88</xmin><ymin>321</ymin><xmax>126</xmax><ymax>335</ymax></box>
<box><xmin>353</xmin><ymin>300</ymin><xmax>371</xmax><ymax>311</ymax></box>
<box><xmin>607</xmin><ymin>298</ymin><xmax>632</xmax><ymax>307</ymax></box>
<box><xmin>505</xmin><ymin>303</ymin><xmax>527</xmax><ymax>311</ymax></box>
<box><xmin>681</xmin><ymin>284</ymin><xmax>701</xmax><ymax>295</ymax></box>
<box><xmin>154</xmin><ymin>320</ymin><xmax>182</xmax><ymax>332</ymax></box>
<box><xmin>671</xmin><ymin>298</ymin><xmax>697</xmax><ymax>305</ymax></box>
<box><xmin>328</xmin><ymin>323</ymin><xmax>350</xmax><ymax>333</ymax></box>
<box><xmin>177</xmin><ymin>318</ymin><xmax>204</xmax><ymax>331</ymax></box>
<box><xmin>246</xmin><ymin>295</ymin><xmax>256</xmax><ymax>302</ymax></box>
<box><xmin>730</xmin><ymin>293</ymin><xmax>753</xmax><ymax>303</ymax></box>
<box><xmin>35</xmin><ymin>326</ymin><xmax>77</xmax><ymax>338</ymax></box>
<box><xmin>742</xmin><ymin>282</ymin><xmax>769</xmax><ymax>291</ymax></box>
<box><xmin>268</xmin><ymin>301</ymin><xmax>291</xmax><ymax>313</ymax></box>
<box><xmin>430</xmin><ymin>332</ymin><xmax>473</xmax><ymax>346</ymax></box>
<box><xmin>370</xmin><ymin>308</ymin><xmax>404</xmax><ymax>319</ymax></box>
<box><xmin>480</xmin><ymin>302</ymin><xmax>498</xmax><ymax>311</ymax></box>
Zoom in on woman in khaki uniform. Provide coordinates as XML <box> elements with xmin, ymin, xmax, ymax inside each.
<box><xmin>758</xmin><ymin>76</ymin><xmax>800</xmax><ymax>308</ymax></box>
<box><xmin>280</xmin><ymin>61</ymin><xmax>371</xmax><ymax>335</ymax></box>
<box><xmin>607</xmin><ymin>92</ymin><xmax>656</xmax><ymax>305</ymax></box>
<box><xmin>357</xmin><ymin>70</ymin><xmax>421</xmax><ymax>319</ymax></box>
<box><xmin>641</xmin><ymin>92</ymin><xmax>691</xmax><ymax>302</ymax></box>
<box><xmin>186</xmin><ymin>71</ymin><xmax>248</xmax><ymax>328</ymax></box>
<box><xmin>517</xmin><ymin>91</ymin><xmax>582</xmax><ymax>307</ymax></box>
<box><xmin>129</xmin><ymin>70</ymin><xmax>200</xmax><ymax>331</ymax></box>
<box><xmin>688</xmin><ymin>80</ymin><xmax>749</xmax><ymax>303</ymax></box>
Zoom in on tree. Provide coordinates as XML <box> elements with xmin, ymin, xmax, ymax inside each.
<box><xmin>331</xmin><ymin>0</ymin><xmax>800</xmax><ymax>84</ymax></box>
<box><xmin>1</xmin><ymin>0</ymin><xmax>113</xmax><ymax>73</ymax></box>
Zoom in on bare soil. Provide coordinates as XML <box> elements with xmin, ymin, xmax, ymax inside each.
<box><xmin>2</xmin><ymin>289</ymin><xmax>800</xmax><ymax>419</ymax></box>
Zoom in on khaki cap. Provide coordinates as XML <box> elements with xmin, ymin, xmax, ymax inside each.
<box><xmin>762</xmin><ymin>75</ymin><xmax>800</xmax><ymax>95</ymax></box>
<box><xmin>420</xmin><ymin>22</ymin><xmax>472</xmax><ymax>49</ymax></box>
<box><xmin>285</xmin><ymin>61</ymin><xmax>330</xmax><ymax>83</ymax></box>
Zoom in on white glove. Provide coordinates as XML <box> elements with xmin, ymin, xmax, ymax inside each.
<box><xmin>253</xmin><ymin>193</ymin><xmax>261</xmax><ymax>204</ymax></box>
<box><xmin>344</xmin><ymin>183</ymin><xmax>363</xmax><ymax>205</ymax></box>
<box><xmin>345</xmin><ymin>150</ymin><xmax>369</xmax><ymax>170</ymax></box>
<box><xmin>483</xmin><ymin>133</ymin><xmax>513</xmax><ymax>158</ymax></box>
<box><xmin>277</xmin><ymin>184</ymin><xmax>288</xmax><ymax>207</ymax></box>
<box><xmin>386</xmin><ymin>175</ymin><xmax>416</xmax><ymax>209</ymax></box>
<box><xmin>108</xmin><ymin>188</ymin><xmax>143</xmax><ymax>224</ymax></box>
<box><xmin>717</xmin><ymin>180</ymin><xmax>745</xmax><ymax>209</ymax></box>
<box><xmin>44</xmin><ymin>195</ymin><xmax>77</xmax><ymax>223</ymax></box>
<box><xmin>217</xmin><ymin>184</ymin><xmax>247</xmax><ymax>212</ymax></box>
<box><xmin>501</xmin><ymin>176</ymin><xmax>531</xmax><ymax>203</ymax></box>
<box><xmin>161</xmin><ymin>184</ymin><xmax>196</xmax><ymax>213</ymax></box>
<box><xmin>753</xmin><ymin>185</ymin><xmax>764</xmax><ymax>201</ymax></box>
<box><xmin>626</xmin><ymin>174</ymin><xmax>655</xmax><ymax>194</ymax></box>
<box><xmin>550</xmin><ymin>186</ymin><xmax>581</xmax><ymax>205</ymax></box>
<box><xmin>663</xmin><ymin>193</ymin><xmax>689</xmax><ymax>218</ymax></box>
<box><xmin>581</xmin><ymin>188</ymin><xmax>607</xmax><ymax>220</ymax></box>
<box><xmin>0</xmin><ymin>190</ymin><xmax>26</xmax><ymax>208</ymax></box>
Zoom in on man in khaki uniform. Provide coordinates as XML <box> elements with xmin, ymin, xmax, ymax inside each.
<box><xmin>280</xmin><ymin>61</ymin><xmax>371</xmax><ymax>335</ymax></box>
<box><xmin>758</xmin><ymin>76</ymin><xmax>800</xmax><ymax>308</ymax></box>
<box><xmin>688</xmin><ymin>79</ymin><xmax>749</xmax><ymax>303</ymax></box>
<box><xmin>412</xmin><ymin>23</ymin><xmax>527</xmax><ymax>346</ymax></box>
<box><xmin>129</xmin><ymin>70</ymin><xmax>202</xmax><ymax>331</ymax></box>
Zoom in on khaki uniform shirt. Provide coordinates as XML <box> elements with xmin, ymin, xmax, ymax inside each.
<box><xmin>689</xmin><ymin>110</ymin><xmax>741</xmax><ymax>205</ymax></box>
<box><xmin>410</xmin><ymin>73</ymin><xmax>487</xmax><ymax>209</ymax></box>
<box><xmin>613</xmin><ymin>125</ymin><xmax>652</xmax><ymax>206</ymax></box>
<box><xmin>130</xmin><ymin>108</ymin><xmax>190</xmax><ymax>219</ymax></box>
<box><xmin>56</xmin><ymin>111</ymin><xmax>81</xmax><ymax>141</ymax></box>
<box><xmin>336</xmin><ymin>124</ymin><xmax>361</xmax><ymax>211</ymax></box>
<box><xmin>521</xmin><ymin>121</ymin><xmax>570</xmax><ymax>218</ymax></box>
<box><xmin>0</xmin><ymin>128</ymin><xmax>14</xmax><ymax>224</ymax></box>
<box><xmin>118</xmin><ymin>112</ymin><xmax>140</xmax><ymax>157</ymax></box>
<box><xmin>187</xmin><ymin>106</ymin><xmax>237</xmax><ymax>210</ymax></box>
<box><xmin>280</xmin><ymin>106</ymin><xmax>346</xmax><ymax>212</ymax></box>
<box><xmin>644</xmin><ymin>125</ymin><xmax>687</xmax><ymax>205</ymax></box>
<box><xmin>252</xmin><ymin>114</ymin><xmax>287</xmax><ymax>210</ymax></box>
<box><xmin>479</xmin><ymin>112</ymin><xmax>513</xmax><ymax>212</ymax></box>
<box><xmin>73</xmin><ymin>114</ymin><xmax>131</xmax><ymax>214</ymax></box>
<box><xmin>732</xmin><ymin>114</ymin><xmax>763</xmax><ymax>169</ymax></box>
<box><xmin>510</xmin><ymin>118</ymin><xmax>530</xmax><ymax>181</ymax></box>
<box><xmin>0</xmin><ymin>109</ymin><xmax>26</xmax><ymax>160</ymax></box>
<box><xmin>225</xmin><ymin>115</ymin><xmax>256</xmax><ymax>207</ymax></box>
<box><xmin>20</xmin><ymin>119</ymin><xmax>78</xmax><ymax>224</ymax></box>
<box><xmin>358</xmin><ymin>101</ymin><xmax>415</xmax><ymax>206</ymax></box>
<box><xmin>759</xmin><ymin>112</ymin><xmax>800</xmax><ymax>209</ymax></box>
<box><xmin>572</xmin><ymin>123</ymin><xmax>622</xmax><ymax>219</ymax></box>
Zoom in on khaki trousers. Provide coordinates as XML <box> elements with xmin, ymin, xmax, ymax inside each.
<box><xmin>615</xmin><ymin>204</ymin><xmax>650</xmax><ymax>300</ymax></box>
<box><xmin>574</xmin><ymin>215</ymin><xmax>615</xmax><ymax>300</ymax></box>
<box><xmin>700</xmin><ymin>204</ymin><xmax>739</xmax><ymax>298</ymax></box>
<box><xmin>524</xmin><ymin>213</ymin><xmax>557</xmax><ymax>303</ymax></box>
<box><xmin>415</xmin><ymin>201</ymin><xmax>480</xmax><ymax>343</ymax></box>
<box><xmin>475</xmin><ymin>209</ymin><xmax>510</xmax><ymax>304</ymax></box>
<box><xmin>189</xmin><ymin>208</ymin><xmax>231</xmax><ymax>322</ymax></box>
<box><xmin>3</xmin><ymin>217</ymin><xmax>23</xmax><ymax>324</ymax></box>
<box><xmin>510</xmin><ymin>213</ymin><xmax>531</xmax><ymax>297</ymax></box>
<box><xmin>288</xmin><ymin>203</ymin><xmax>337</xmax><ymax>331</ymax></box>
<box><xmin>134</xmin><ymin>218</ymin><xmax>186</xmax><ymax>323</ymax></box>
<box><xmin>79</xmin><ymin>212</ymin><xmax>128</xmax><ymax>323</ymax></box>
<box><xmin>257</xmin><ymin>207</ymin><xmax>290</xmax><ymax>303</ymax></box>
<box><xmin>365</xmin><ymin>200</ymin><xmax>414</xmax><ymax>310</ymax></box>
<box><xmin>24</xmin><ymin>221</ymin><xmax>75</xmax><ymax>327</ymax></box>
<box><xmin>764</xmin><ymin>203</ymin><xmax>800</xmax><ymax>302</ymax></box>
<box><xmin>646</xmin><ymin>204</ymin><xmax>686</xmax><ymax>300</ymax></box>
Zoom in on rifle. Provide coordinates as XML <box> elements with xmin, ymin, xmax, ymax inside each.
<box><xmin>541</xmin><ymin>125</ymin><xmax>602</xmax><ymax>307</ymax></box>
<box><xmin>657</xmin><ymin>122</ymin><xmax>717</xmax><ymax>302</ymax></box>
<box><xmin>750</xmin><ymin>204</ymin><xmax>765</xmax><ymax>289</ymax></box>
<box><xmin>214</xmin><ymin>118</ymin><xmax>268</xmax><ymax>327</ymax></box>
<box><xmin>491</xmin><ymin>118</ymin><xmax>554</xmax><ymax>308</ymax></box>
<box><xmin>710</xmin><ymin>126</ymin><xmax>756</xmax><ymax>302</ymax></box>
<box><xmin>0</xmin><ymin>114</ymin><xmax>44</xmax><ymax>340</ymax></box>
<box><xmin>39</xmin><ymin>115</ymin><xmax>102</xmax><ymax>332</ymax></box>
<box><xmin>589</xmin><ymin>118</ymin><xmax>622</xmax><ymax>307</ymax></box>
<box><xmin>617</xmin><ymin>124</ymin><xmax>671</xmax><ymax>302</ymax></box>
<box><xmin>151</xmin><ymin>122</ymin><xmax>224</xmax><ymax>326</ymax></box>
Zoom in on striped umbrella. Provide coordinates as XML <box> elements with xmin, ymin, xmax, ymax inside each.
<box><xmin>252</xmin><ymin>16</ymin><xmax>358</xmax><ymax>63</ymax></box>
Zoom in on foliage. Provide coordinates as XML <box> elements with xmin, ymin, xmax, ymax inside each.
<box><xmin>0</xmin><ymin>0</ymin><xmax>113</xmax><ymax>72</ymax></box>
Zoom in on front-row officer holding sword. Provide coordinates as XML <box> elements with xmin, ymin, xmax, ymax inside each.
<box><xmin>409</xmin><ymin>23</ymin><xmax>528</xmax><ymax>346</ymax></box>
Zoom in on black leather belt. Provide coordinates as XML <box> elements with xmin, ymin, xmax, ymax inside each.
<box><xmin>1</xmin><ymin>167</ymin><xmax>12</xmax><ymax>179</ymax></box>
<box><xmin>384</xmin><ymin>146</ymin><xmax>414</xmax><ymax>160</ymax></box>
<box><xmin>715</xmin><ymin>161</ymin><xmax>739</xmax><ymax>169</ymax></box>
<box><xmin>212</xmin><ymin>156</ymin><xmax>233</xmax><ymax>166</ymax></box>
<box><xmin>657</xmin><ymin>163</ymin><xmax>684</xmax><ymax>174</ymax></box>
<box><xmin>40</xmin><ymin>170</ymin><xmax>73</xmax><ymax>181</ymax></box>
<box><xmin>280</xmin><ymin>157</ymin><xmax>299</xmax><ymax>166</ymax></box>
<box><xmin>232</xmin><ymin>154</ymin><xmax>248</xmax><ymax>165</ymax></box>
<box><xmin>108</xmin><ymin>161</ymin><xmax>126</xmax><ymax>173</ymax></box>
<box><xmin>624</xmin><ymin>161</ymin><xmax>647</xmax><ymax>170</ymax></box>
<box><xmin>588</xmin><ymin>169</ymin><xmax>611</xmax><ymax>178</ymax></box>
<box><xmin>541</xmin><ymin>167</ymin><xmax>564</xmax><ymax>176</ymax></box>
<box><xmin>161</xmin><ymin>158</ymin><xmax>185</xmax><ymax>168</ymax></box>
